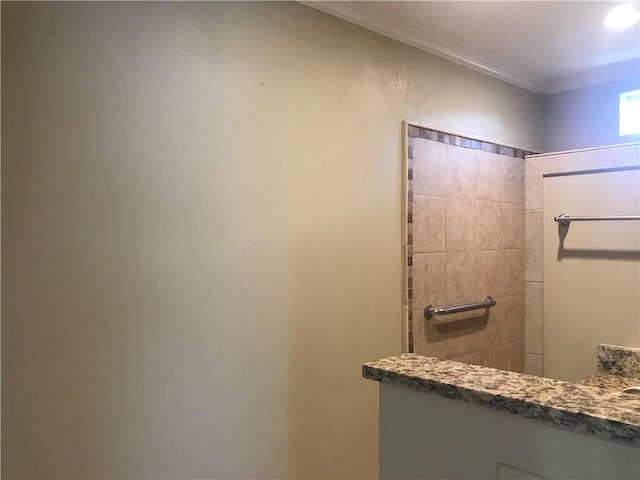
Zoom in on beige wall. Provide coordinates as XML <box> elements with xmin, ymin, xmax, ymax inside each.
<box><xmin>1</xmin><ymin>2</ymin><xmax>544</xmax><ymax>478</ymax></box>
<box><xmin>409</xmin><ymin>130</ymin><xmax>525</xmax><ymax>371</ymax></box>
<box><xmin>544</xmin><ymin>77</ymin><xmax>640</xmax><ymax>152</ymax></box>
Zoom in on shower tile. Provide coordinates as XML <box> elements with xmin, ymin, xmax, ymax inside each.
<box><xmin>407</xmin><ymin>126</ymin><xmax>420</xmax><ymax>138</ymax></box>
<box><xmin>525</xmin><ymin>281</ymin><xmax>543</xmax><ymax>355</ymax></box>
<box><xmin>473</xmin><ymin>250</ymin><xmax>501</xmax><ymax>298</ymax></box>
<box><xmin>474</xmin><ymin>150</ymin><xmax>504</xmax><ymax>202</ymax></box>
<box><xmin>453</xmin><ymin>342</ymin><xmax>524</xmax><ymax>372</ymax></box>
<box><xmin>525</xmin><ymin>160</ymin><xmax>543</xmax><ymax>211</ymax></box>
<box><xmin>412</xmin><ymin>252</ymin><xmax>445</xmax><ymax>310</ymax></box>
<box><xmin>445</xmin><ymin>144</ymin><xmax>475</xmax><ymax>199</ymax></box>
<box><xmin>413</xmin><ymin>310</ymin><xmax>447</xmax><ymax>359</ymax></box>
<box><xmin>474</xmin><ymin>200</ymin><xmax>501</xmax><ymax>250</ymax></box>
<box><xmin>479</xmin><ymin>343</ymin><xmax>520</xmax><ymax>371</ymax></box>
<box><xmin>502</xmin><ymin>156</ymin><xmax>524</xmax><ymax>203</ymax></box>
<box><xmin>451</xmin><ymin>350</ymin><xmax>483</xmax><ymax>367</ymax></box>
<box><xmin>500</xmin><ymin>203</ymin><xmax>525</xmax><ymax>249</ymax></box>
<box><xmin>471</xmin><ymin>344</ymin><xmax>503</xmax><ymax>369</ymax></box>
<box><xmin>525</xmin><ymin>155</ymin><xmax>546</xmax><ymax>172</ymax></box>
<box><xmin>498</xmin><ymin>249</ymin><xmax>525</xmax><ymax>297</ymax></box>
<box><xmin>412</xmin><ymin>138</ymin><xmax>446</xmax><ymax>196</ymax></box>
<box><xmin>412</xmin><ymin>195</ymin><xmax>445</xmax><ymax>252</ymax></box>
<box><xmin>445</xmin><ymin>198</ymin><xmax>475</xmax><ymax>251</ymax></box>
<box><xmin>444</xmin><ymin>309</ymin><xmax>494</xmax><ymax>359</ymax></box>
<box><xmin>404</xmin><ymin>125</ymin><xmax>538</xmax><ymax>372</ymax></box>
<box><xmin>525</xmin><ymin>353</ymin><xmax>544</xmax><ymax>376</ymax></box>
<box><xmin>525</xmin><ymin>210</ymin><xmax>543</xmax><ymax>282</ymax></box>
<box><xmin>496</xmin><ymin>294</ymin><xmax>524</xmax><ymax>345</ymax></box>
<box><xmin>505</xmin><ymin>341</ymin><xmax>525</xmax><ymax>372</ymax></box>
<box><xmin>499</xmin><ymin>146</ymin><xmax>515</xmax><ymax>157</ymax></box>
<box><xmin>446</xmin><ymin>251</ymin><xmax>481</xmax><ymax>304</ymax></box>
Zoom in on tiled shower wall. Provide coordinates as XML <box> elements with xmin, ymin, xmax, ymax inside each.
<box><xmin>523</xmin><ymin>142</ymin><xmax>640</xmax><ymax>377</ymax></box>
<box><xmin>406</xmin><ymin>124</ymin><xmax>536</xmax><ymax>372</ymax></box>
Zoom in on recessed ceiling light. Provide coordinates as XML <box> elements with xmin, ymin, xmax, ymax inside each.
<box><xmin>604</xmin><ymin>4</ymin><xmax>640</xmax><ymax>30</ymax></box>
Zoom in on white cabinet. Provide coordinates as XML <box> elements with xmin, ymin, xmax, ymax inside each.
<box><xmin>380</xmin><ymin>382</ymin><xmax>640</xmax><ymax>479</ymax></box>
<box><xmin>497</xmin><ymin>464</ymin><xmax>547</xmax><ymax>480</ymax></box>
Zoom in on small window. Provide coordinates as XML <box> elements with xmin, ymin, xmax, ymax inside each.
<box><xmin>619</xmin><ymin>89</ymin><xmax>640</xmax><ymax>136</ymax></box>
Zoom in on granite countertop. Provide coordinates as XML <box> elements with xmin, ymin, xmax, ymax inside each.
<box><xmin>363</xmin><ymin>345</ymin><xmax>640</xmax><ymax>445</ymax></box>
<box><xmin>576</xmin><ymin>374</ymin><xmax>640</xmax><ymax>391</ymax></box>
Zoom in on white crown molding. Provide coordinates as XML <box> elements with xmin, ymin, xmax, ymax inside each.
<box><xmin>301</xmin><ymin>1</ymin><xmax>639</xmax><ymax>95</ymax></box>
<box><xmin>302</xmin><ymin>1</ymin><xmax>549</xmax><ymax>94</ymax></box>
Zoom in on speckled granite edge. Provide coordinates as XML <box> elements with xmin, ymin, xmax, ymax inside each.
<box><xmin>363</xmin><ymin>354</ymin><xmax>640</xmax><ymax>446</ymax></box>
<box><xmin>598</xmin><ymin>344</ymin><xmax>640</xmax><ymax>378</ymax></box>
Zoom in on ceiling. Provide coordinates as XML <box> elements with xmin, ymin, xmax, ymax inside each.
<box><xmin>303</xmin><ymin>1</ymin><xmax>640</xmax><ymax>95</ymax></box>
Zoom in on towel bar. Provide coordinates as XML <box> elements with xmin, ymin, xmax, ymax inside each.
<box><xmin>554</xmin><ymin>213</ymin><xmax>640</xmax><ymax>225</ymax></box>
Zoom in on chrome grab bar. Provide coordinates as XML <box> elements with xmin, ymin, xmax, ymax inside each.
<box><xmin>424</xmin><ymin>296</ymin><xmax>496</xmax><ymax>319</ymax></box>
<box><xmin>554</xmin><ymin>213</ymin><xmax>640</xmax><ymax>225</ymax></box>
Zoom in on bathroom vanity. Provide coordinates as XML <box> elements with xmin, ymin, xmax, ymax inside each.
<box><xmin>364</xmin><ymin>345</ymin><xmax>640</xmax><ymax>479</ymax></box>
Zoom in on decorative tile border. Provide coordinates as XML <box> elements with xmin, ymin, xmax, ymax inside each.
<box><xmin>404</xmin><ymin>123</ymin><xmax>537</xmax><ymax>353</ymax></box>
<box><xmin>407</xmin><ymin>125</ymin><xmax>537</xmax><ymax>159</ymax></box>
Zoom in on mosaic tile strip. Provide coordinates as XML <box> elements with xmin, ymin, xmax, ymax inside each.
<box><xmin>404</xmin><ymin>124</ymin><xmax>538</xmax><ymax>354</ymax></box>
<box><xmin>406</xmin><ymin>135</ymin><xmax>414</xmax><ymax>353</ymax></box>
<box><xmin>407</xmin><ymin>125</ymin><xmax>537</xmax><ymax>159</ymax></box>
